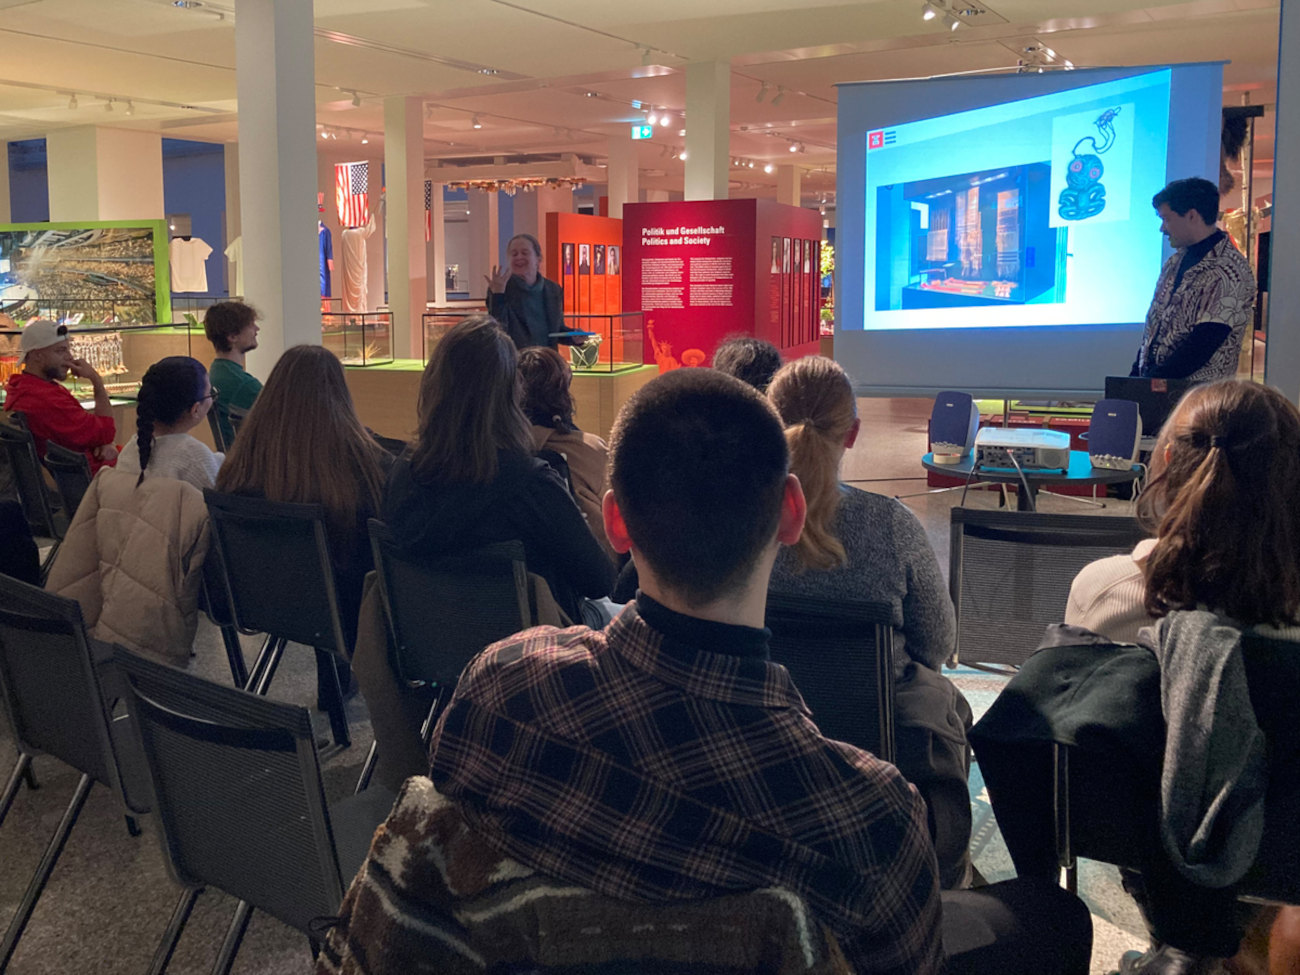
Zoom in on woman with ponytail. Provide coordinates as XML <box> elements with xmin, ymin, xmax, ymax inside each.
<box><xmin>974</xmin><ymin>378</ymin><xmax>1300</xmax><ymax>975</ymax></box>
<box><xmin>766</xmin><ymin>356</ymin><xmax>971</xmax><ymax>890</ymax></box>
<box><xmin>116</xmin><ymin>355</ymin><xmax>222</xmax><ymax>491</ymax></box>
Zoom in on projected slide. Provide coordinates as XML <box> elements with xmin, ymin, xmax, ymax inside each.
<box><xmin>864</xmin><ymin>69</ymin><xmax>1170</xmax><ymax>331</ymax></box>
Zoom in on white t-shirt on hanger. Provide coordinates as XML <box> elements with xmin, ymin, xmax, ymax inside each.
<box><xmin>170</xmin><ymin>237</ymin><xmax>213</xmax><ymax>293</ymax></box>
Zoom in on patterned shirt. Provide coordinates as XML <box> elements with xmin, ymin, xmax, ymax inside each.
<box><xmin>1137</xmin><ymin>231</ymin><xmax>1255</xmax><ymax>382</ymax></box>
<box><xmin>429</xmin><ymin>596</ymin><xmax>943</xmax><ymax>975</ymax></box>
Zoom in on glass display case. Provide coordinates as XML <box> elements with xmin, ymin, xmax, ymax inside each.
<box><xmin>321</xmin><ymin>311</ymin><xmax>393</xmax><ymax>366</ymax></box>
<box><xmin>3</xmin><ymin>297</ymin><xmax>158</xmax><ymax>327</ymax></box>
<box><xmin>0</xmin><ymin>322</ymin><xmax>194</xmax><ymax>401</ymax></box>
<box><xmin>564</xmin><ymin>312</ymin><xmax>644</xmax><ymax>373</ymax></box>
<box><xmin>421</xmin><ymin>306</ymin><xmax>488</xmax><ymax>362</ymax></box>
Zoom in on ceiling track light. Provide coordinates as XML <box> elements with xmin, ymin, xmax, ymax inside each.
<box><xmin>921</xmin><ymin>1</ymin><xmax>937</xmax><ymax>19</ymax></box>
<box><xmin>788</xmin><ymin>141</ymin><xmax>798</xmax><ymax>152</ymax></box>
<box><xmin>646</xmin><ymin>110</ymin><xmax>658</xmax><ymax>126</ymax></box>
<box><xmin>68</xmin><ymin>93</ymin><xmax>78</xmax><ymax>110</ymax></box>
<box><xmin>640</xmin><ymin>46</ymin><xmax>653</xmax><ymax>66</ymax></box>
<box><xmin>658</xmin><ymin>113</ymin><xmax>671</xmax><ymax>127</ymax></box>
<box><xmin>125</xmin><ymin>101</ymin><xmax>135</xmax><ymax>116</ymax></box>
<box><xmin>764</xmin><ymin>163</ymin><xmax>774</xmax><ymax>174</ymax></box>
<box><xmin>755</xmin><ymin>81</ymin><xmax>769</xmax><ymax>103</ymax></box>
<box><xmin>104</xmin><ymin>98</ymin><xmax>114</xmax><ymax>112</ymax></box>
<box><xmin>678</xmin><ymin>150</ymin><xmax>687</xmax><ymax>161</ymax></box>
<box><xmin>360</xmin><ymin>133</ymin><xmax>369</xmax><ymax>144</ymax></box>
<box><xmin>350</xmin><ymin>90</ymin><xmax>362</xmax><ymax>107</ymax></box>
<box><xmin>471</xmin><ymin>114</ymin><xmax>482</xmax><ymax>129</ymax></box>
<box><xmin>770</xmin><ymin>86</ymin><xmax>786</xmax><ymax>107</ymax></box>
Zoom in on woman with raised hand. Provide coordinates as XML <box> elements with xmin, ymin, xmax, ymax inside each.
<box><xmin>485</xmin><ymin>233</ymin><xmax>567</xmax><ymax>350</ymax></box>
<box><xmin>116</xmin><ymin>355</ymin><xmax>222</xmax><ymax>490</ymax></box>
<box><xmin>973</xmin><ymin>378</ymin><xmax>1300</xmax><ymax>975</ymax></box>
<box><xmin>765</xmin><ymin>355</ymin><xmax>971</xmax><ymax>890</ymax></box>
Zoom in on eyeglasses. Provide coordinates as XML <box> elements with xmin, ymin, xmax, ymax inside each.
<box><xmin>204</xmin><ymin>385</ymin><xmax>220</xmax><ymax>402</ymax></box>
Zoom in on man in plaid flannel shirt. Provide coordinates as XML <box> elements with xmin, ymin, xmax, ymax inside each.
<box><xmin>429</xmin><ymin>368</ymin><xmax>942</xmax><ymax>974</ymax></box>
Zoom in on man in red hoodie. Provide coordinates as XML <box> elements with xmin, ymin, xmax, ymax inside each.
<box><xmin>4</xmin><ymin>319</ymin><xmax>117</xmax><ymax>472</ymax></box>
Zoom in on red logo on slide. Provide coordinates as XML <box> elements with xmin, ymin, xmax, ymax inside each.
<box><xmin>868</xmin><ymin>130</ymin><xmax>885</xmax><ymax>149</ymax></box>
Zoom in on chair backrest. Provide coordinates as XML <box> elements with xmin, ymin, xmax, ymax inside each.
<box><xmin>949</xmin><ymin>507</ymin><xmax>1148</xmax><ymax>668</ymax></box>
<box><xmin>227</xmin><ymin>404</ymin><xmax>249</xmax><ymax>440</ymax></box>
<box><xmin>368</xmin><ymin>519</ymin><xmax>530</xmax><ymax>688</ymax></box>
<box><xmin>0</xmin><ymin>574</ymin><xmax>140</xmax><ymax>809</ymax></box>
<box><xmin>765</xmin><ymin>592</ymin><xmax>896</xmax><ymax>762</ymax></box>
<box><xmin>206</xmin><ymin>407</ymin><xmax>229</xmax><ymax>453</ymax></box>
<box><xmin>203</xmin><ymin>490</ymin><xmax>349</xmax><ymax>654</ymax></box>
<box><xmin>112</xmin><ymin>648</ymin><xmax>345</xmax><ymax>933</ymax></box>
<box><xmin>1237</xmin><ymin>629</ymin><xmax>1300</xmax><ymax>903</ymax></box>
<box><xmin>42</xmin><ymin>440</ymin><xmax>92</xmax><ymax>521</ymax></box>
<box><xmin>0</xmin><ymin>411</ymin><xmax>62</xmax><ymax>539</ymax></box>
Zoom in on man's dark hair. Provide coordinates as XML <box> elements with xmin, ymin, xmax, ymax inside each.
<box><xmin>203</xmin><ymin>300</ymin><xmax>258</xmax><ymax>354</ymax></box>
<box><xmin>609</xmin><ymin>369</ymin><xmax>789</xmax><ymax>605</ymax></box>
<box><xmin>711</xmin><ymin>336</ymin><xmax>782</xmax><ymax>393</ymax></box>
<box><xmin>1152</xmin><ymin>177</ymin><xmax>1220</xmax><ymax>226</ymax></box>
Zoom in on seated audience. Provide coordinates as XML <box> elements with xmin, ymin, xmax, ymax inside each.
<box><xmin>116</xmin><ymin>356</ymin><xmax>222</xmax><ymax>491</ymax></box>
<box><xmin>356</xmin><ymin>369</ymin><xmax>1092</xmax><ymax>975</ymax></box>
<box><xmin>973</xmin><ymin>378</ymin><xmax>1300</xmax><ymax>975</ymax></box>
<box><xmin>203</xmin><ymin>300</ymin><xmax>262</xmax><ymax>446</ymax></box>
<box><xmin>517</xmin><ymin>345</ymin><xmax>612</xmax><ymax>557</ymax></box>
<box><xmin>4</xmin><ymin>319</ymin><xmax>117</xmax><ymax>471</ymax></box>
<box><xmin>216</xmin><ymin>344</ymin><xmax>388</xmax><ymax>657</ymax></box>
<box><xmin>711</xmin><ymin>334</ymin><xmax>782</xmax><ymax>392</ymax></box>
<box><xmin>353</xmin><ymin>315</ymin><xmax>613</xmax><ymax>791</ymax></box>
<box><xmin>766</xmin><ymin>355</ymin><xmax>971</xmax><ymax>889</ymax></box>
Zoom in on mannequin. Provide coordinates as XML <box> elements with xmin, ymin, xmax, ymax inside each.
<box><xmin>341</xmin><ymin>195</ymin><xmax>383</xmax><ymax>313</ymax></box>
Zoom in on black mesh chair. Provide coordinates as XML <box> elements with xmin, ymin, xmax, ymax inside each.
<box><xmin>202</xmin><ymin>490</ymin><xmax>352</xmax><ymax>747</ymax></box>
<box><xmin>765</xmin><ymin>593</ymin><xmax>897</xmax><ymax>763</ymax></box>
<box><xmin>112</xmin><ymin>648</ymin><xmax>395</xmax><ymax>975</ymax></box>
<box><xmin>206</xmin><ymin>408</ymin><xmax>229</xmax><ymax>453</ymax></box>
<box><xmin>42</xmin><ymin>440</ymin><xmax>93</xmax><ymax>522</ymax></box>
<box><xmin>1054</xmin><ymin>628</ymin><xmax>1300</xmax><ymax>904</ymax></box>
<box><xmin>197</xmin><ymin>543</ymin><xmax>250</xmax><ymax>688</ymax></box>
<box><xmin>0</xmin><ymin>411</ymin><xmax>66</xmax><ymax>573</ymax></box>
<box><xmin>949</xmin><ymin>507</ymin><xmax>1148</xmax><ymax>670</ymax></box>
<box><xmin>226</xmin><ymin>403</ymin><xmax>249</xmax><ymax>440</ymax></box>
<box><xmin>355</xmin><ymin>521</ymin><xmax>530</xmax><ymax>791</ymax></box>
<box><xmin>0</xmin><ymin>575</ymin><xmax>149</xmax><ymax>970</ymax></box>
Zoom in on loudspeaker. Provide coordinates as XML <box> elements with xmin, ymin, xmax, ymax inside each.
<box><xmin>1089</xmin><ymin>398</ymin><xmax>1142</xmax><ymax>470</ymax></box>
<box><xmin>929</xmin><ymin>391</ymin><xmax>979</xmax><ymax>464</ymax></box>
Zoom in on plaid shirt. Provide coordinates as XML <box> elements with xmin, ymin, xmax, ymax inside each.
<box><xmin>430</xmin><ymin>600</ymin><xmax>942</xmax><ymax>975</ymax></box>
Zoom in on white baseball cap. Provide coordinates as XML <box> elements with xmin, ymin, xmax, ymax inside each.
<box><xmin>18</xmin><ymin>320</ymin><xmax>68</xmax><ymax>364</ymax></box>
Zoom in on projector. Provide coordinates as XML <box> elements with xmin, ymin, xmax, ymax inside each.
<box><xmin>974</xmin><ymin>427</ymin><xmax>1071</xmax><ymax>471</ymax></box>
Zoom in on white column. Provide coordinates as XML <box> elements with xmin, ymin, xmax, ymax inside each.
<box><xmin>223</xmin><ymin>143</ymin><xmax>241</xmax><ymax>296</ymax></box>
<box><xmin>234</xmin><ymin>0</ymin><xmax>320</xmax><ymax>370</ymax></box>
<box><xmin>1267</xmin><ymin>0</ymin><xmax>1300</xmax><ymax>401</ymax></box>
<box><xmin>684</xmin><ymin>60</ymin><xmax>731</xmax><ymax>202</ymax></box>
<box><xmin>467</xmin><ymin>188</ymin><xmax>499</xmax><ymax>300</ymax></box>
<box><xmin>428</xmin><ymin>181</ymin><xmax>447</xmax><ymax>305</ymax></box>
<box><xmin>776</xmin><ymin>165</ymin><xmax>801</xmax><ymax>207</ymax></box>
<box><xmin>645</xmin><ymin>189</ymin><xmax>670</xmax><ymax>203</ymax></box>
<box><xmin>47</xmin><ymin>126</ymin><xmax>164</xmax><ymax>221</ymax></box>
<box><xmin>606</xmin><ymin>136</ymin><xmax>639</xmax><ymax>218</ymax></box>
<box><xmin>0</xmin><ymin>144</ymin><xmax>11</xmax><ymax>224</ymax></box>
<box><xmin>384</xmin><ymin>96</ymin><xmax>427</xmax><ymax>359</ymax></box>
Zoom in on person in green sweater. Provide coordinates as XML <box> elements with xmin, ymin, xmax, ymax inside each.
<box><xmin>203</xmin><ymin>300</ymin><xmax>263</xmax><ymax>448</ymax></box>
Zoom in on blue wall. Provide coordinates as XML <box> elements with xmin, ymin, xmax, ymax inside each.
<box><xmin>162</xmin><ymin>138</ymin><xmax>226</xmax><ymax>296</ymax></box>
<box><xmin>8</xmin><ymin>140</ymin><xmax>50</xmax><ymax>223</ymax></box>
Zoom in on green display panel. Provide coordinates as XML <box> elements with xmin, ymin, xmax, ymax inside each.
<box><xmin>0</xmin><ymin>219</ymin><xmax>171</xmax><ymax>324</ymax></box>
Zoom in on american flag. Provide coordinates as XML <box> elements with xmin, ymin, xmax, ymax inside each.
<box><xmin>336</xmin><ymin>161</ymin><xmax>369</xmax><ymax>228</ymax></box>
<box><xmin>424</xmin><ymin>179</ymin><xmax>432</xmax><ymax>242</ymax></box>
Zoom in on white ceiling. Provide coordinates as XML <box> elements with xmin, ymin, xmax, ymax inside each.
<box><xmin>0</xmin><ymin>0</ymin><xmax>1280</xmax><ymax>204</ymax></box>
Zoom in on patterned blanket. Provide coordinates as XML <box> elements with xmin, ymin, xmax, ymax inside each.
<box><xmin>316</xmin><ymin>776</ymin><xmax>852</xmax><ymax>975</ymax></box>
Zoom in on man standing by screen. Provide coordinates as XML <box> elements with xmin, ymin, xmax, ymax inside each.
<box><xmin>1131</xmin><ymin>177</ymin><xmax>1255</xmax><ymax>381</ymax></box>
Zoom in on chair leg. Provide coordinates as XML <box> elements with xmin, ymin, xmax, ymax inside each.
<box><xmin>147</xmin><ymin>887</ymin><xmax>202</xmax><ymax>975</ymax></box>
<box><xmin>0</xmin><ymin>754</ymin><xmax>32</xmax><ymax>829</ymax></box>
<box><xmin>316</xmin><ymin>649</ymin><xmax>351</xmax><ymax>749</ymax></box>
<box><xmin>0</xmin><ymin>773</ymin><xmax>94</xmax><ymax>970</ymax></box>
<box><xmin>245</xmin><ymin>637</ymin><xmax>286</xmax><ymax>696</ymax></box>
<box><xmin>219</xmin><ymin>625</ymin><xmax>248</xmax><ymax>688</ymax></box>
<box><xmin>124</xmin><ymin>814</ymin><xmax>142</xmax><ymax>838</ymax></box>
<box><xmin>354</xmin><ymin>741</ymin><xmax>379</xmax><ymax>794</ymax></box>
<box><xmin>210</xmin><ymin>901</ymin><xmax>254</xmax><ymax>975</ymax></box>
<box><xmin>21</xmin><ymin>763</ymin><xmax>37</xmax><ymax>791</ymax></box>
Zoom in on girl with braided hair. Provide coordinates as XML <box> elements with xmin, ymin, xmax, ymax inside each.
<box><xmin>116</xmin><ymin>356</ymin><xmax>222</xmax><ymax>491</ymax></box>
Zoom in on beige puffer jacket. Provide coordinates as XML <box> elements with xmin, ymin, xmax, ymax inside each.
<box><xmin>45</xmin><ymin>467</ymin><xmax>210</xmax><ymax>666</ymax></box>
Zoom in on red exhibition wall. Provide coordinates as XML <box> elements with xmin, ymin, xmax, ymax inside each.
<box><xmin>622</xmin><ymin>199</ymin><xmax>822</xmax><ymax>371</ymax></box>
<box><xmin>546</xmin><ymin>211</ymin><xmax>624</xmax><ymax>364</ymax></box>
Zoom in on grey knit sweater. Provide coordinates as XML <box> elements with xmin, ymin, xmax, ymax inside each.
<box><xmin>770</xmin><ymin>486</ymin><xmax>956</xmax><ymax>670</ymax></box>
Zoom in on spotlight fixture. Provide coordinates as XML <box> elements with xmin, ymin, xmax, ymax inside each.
<box><xmin>770</xmin><ymin>86</ymin><xmax>786</xmax><ymax>108</ymax></box>
<box><xmin>351</xmin><ymin>90</ymin><xmax>361</xmax><ymax>107</ymax></box>
<box><xmin>788</xmin><ymin>141</ymin><xmax>798</xmax><ymax>152</ymax></box>
<box><xmin>755</xmin><ymin>82</ymin><xmax>769</xmax><ymax>103</ymax></box>
<box><xmin>659</xmin><ymin>114</ymin><xmax>671</xmax><ymax>127</ymax></box>
<box><xmin>320</xmin><ymin>127</ymin><xmax>328</xmax><ymax>140</ymax></box>
<box><xmin>798</xmin><ymin>142</ymin><xmax>806</xmax><ymax>153</ymax></box>
<box><xmin>125</xmin><ymin>101</ymin><xmax>135</xmax><ymax>116</ymax></box>
<box><xmin>921</xmin><ymin>1</ymin><xmax>937</xmax><ymax>19</ymax></box>
<box><xmin>360</xmin><ymin>133</ymin><xmax>369</xmax><ymax>144</ymax></box>
<box><xmin>748</xmin><ymin>160</ymin><xmax>755</xmax><ymax>169</ymax></box>
<box><xmin>764</xmin><ymin>163</ymin><xmax>774</xmax><ymax>174</ymax></box>
<box><xmin>641</xmin><ymin>47</ymin><xmax>653</xmax><ymax>66</ymax></box>
<box><xmin>646</xmin><ymin>110</ymin><xmax>658</xmax><ymax>126</ymax></box>
<box><xmin>105</xmin><ymin>99</ymin><xmax>114</xmax><ymax>113</ymax></box>
<box><xmin>948</xmin><ymin>13</ymin><xmax>961</xmax><ymax>30</ymax></box>
<box><xmin>678</xmin><ymin>128</ymin><xmax>686</xmax><ymax>137</ymax></box>
<box><xmin>471</xmin><ymin>115</ymin><xmax>482</xmax><ymax>129</ymax></box>
<box><xmin>68</xmin><ymin>93</ymin><xmax>78</xmax><ymax>110</ymax></box>
<box><xmin>477</xmin><ymin>67</ymin><xmax>499</xmax><ymax>76</ymax></box>
<box><xmin>678</xmin><ymin>150</ymin><xmax>688</xmax><ymax>161</ymax></box>
<box><xmin>585</xmin><ymin>90</ymin><xmax>598</xmax><ymax>98</ymax></box>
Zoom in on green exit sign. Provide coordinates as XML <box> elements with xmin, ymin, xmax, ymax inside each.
<box><xmin>631</xmin><ymin>124</ymin><xmax>653</xmax><ymax>140</ymax></box>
